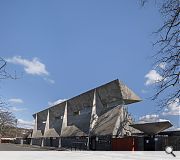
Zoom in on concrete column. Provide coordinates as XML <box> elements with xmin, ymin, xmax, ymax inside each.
<box><xmin>61</xmin><ymin>101</ymin><xmax>67</xmax><ymax>135</ymax></box>
<box><xmin>58</xmin><ymin>138</ymin><xmax>61</xmax><ymax>148</ymax></box>
<box><xmin>41</xmin><ymin>138</ymin><xmax>44</xmax><ymax>147</ymax></box>
<box><xmin>31</xmin><ymin>113</ymin><xmax>38</xmax><ymax>146</ymax></box>
<box><xmin>89</xmin><ymin>89</ymin><xmax>98</xmax><ymax>132</ymax></box>
<box><xmin>20</xmin><ymin>139</ymin><xmax>23</xmax><ymax>145</ymax></box>
<box><xmin>34</xmin><ymin>113</ymin><xmax>38</xmax><ymax>131</ymax></box>
<box><xmin>45</xmin><ymin>110</ymin><xmax>50</xmax><ymax>133</ymax></box>
<box><xmin>42</xmin><ymin>110</ymin><xmax>50</xmax><ymax>147</ymax></box>
<box><xmin>88</xmin><ymin>89</ymin><xmax>98</xmax><ymax>150</ymax></box>
<box><xmin>30</xmin><ymin>139</ymin><xmax>32</xmax><ymax>145</ymax></box>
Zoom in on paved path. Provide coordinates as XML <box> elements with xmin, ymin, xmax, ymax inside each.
<box><xmin>0</xmin><ymin>143</ymin><xmax>48</xmax><ymax>151</ymax></box>
<box><xmin>0</xmin><ymin>144</ymin><xmax>179</xmax><ymax>160</ymax></box>
<box><xmin>0</xmin><ymin>150</ymin><xmax>179</xmax><ymax>160</ymax></box>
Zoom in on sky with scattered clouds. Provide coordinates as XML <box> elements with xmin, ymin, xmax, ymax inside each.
<box><xmin>0</xmin><ymin>0</ymin><xmax>179</xmax><ymax>129</ymax></box>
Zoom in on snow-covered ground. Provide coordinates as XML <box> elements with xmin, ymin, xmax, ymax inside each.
<box><xmin>0</xmin><ymin>151</ymin><xmax>179</xmax><ymax>160</ymax></box>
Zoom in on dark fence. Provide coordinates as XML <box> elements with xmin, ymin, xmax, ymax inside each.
<box><xmin>61</xmin><ymin>137</ymin><xmax>88</xmax><ymax>150</ymax></box>
<box><xmin>44</xmin><ymin>137</ymin><xmax>59</xmax><ymax>147</ymax></box>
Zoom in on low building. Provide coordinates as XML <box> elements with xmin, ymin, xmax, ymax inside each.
<box><xmin>31</xmin><ymin>79</ymin><xmax>141</xmax><ymax>150</ymax></box>
<box><xmin>0</xmin><ymin>137</ymin><xmax>16</xmax><ymax>143</ymax></box>
<box><xmin>130</xmin><ymin>121</ymin><xmax>180</xmax><ymax>151</ymax></box>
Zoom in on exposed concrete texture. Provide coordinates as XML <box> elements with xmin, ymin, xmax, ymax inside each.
<box><xmin>61</xmin><ymin>102</ymin><xmax>67</xmax><ymax>131</ymax></box>
<box><xmin>34</xmin><ymin>114</ymin><xmax>37</xmax><ymax>131</ymax></box>
<box><xmin>119</xmin><ymin>81</ymin><xmax>141</xmax><ymax>104</ymax></box>
<box><xmin>130</xmin><ymin>121</ymin><xmax>173</xmax><ymax>135</ymax></box>
<box><xmin>91</xmin><ymin>106</ymin><xmax>128</xmax><ymax>136</ymax></box>
<box><xmin>32</xmin><ymin>130</ymin><xmax>43</xmax><ymax>138</ymax></box>
<box><xmin>61</xmin><ymin>125</ymin><xmax>87</xmax><ymax>137</ymax></box>
<box><xmin>44</xmin><ymin>110</ymin><xmax>49</xmax><ymax>133</ymax></box>
<box><xmin>50</xmin><ymin>102</ymin><xmax>66</xmax><ymax>134</ymax></box>
<box><xmin>37</xmin><ymin>110</ymin><xmax>48</xmax><ymax>135</ymax></box>
<box><xmin>44</xmin><ymin>128</ymin><xmax>59</xmax><ymax>138</ymax></box>
<box><xmin>67</xmin><ymin>96</ymin><xmax>92</xmax><ymax>134</ymax></box>
<box><xmin>113</xmin><ymin>107</ymin><xmax>123</xmax><ymax>136</ymax></box>
<box><xmin>91</xmin><ymin>107</ymin><xmax>121</xmax><ymax>136</ymax></box>
<box><xmin>31</xmin><ymin>79</ymin><xmax>141</xmax><ymax>146</ymax></box>
<box><xmin>89</xmin><ymin>89</ymin><xmax>98</xmax><ymax>133</ymax></box>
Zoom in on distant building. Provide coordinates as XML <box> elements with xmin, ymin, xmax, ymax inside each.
<box><xmin>30</xmin><ymin>79</ymin><xmax>141</xmax><ymax>150</ymax></box>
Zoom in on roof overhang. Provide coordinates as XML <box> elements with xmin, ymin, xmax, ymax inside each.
<box><xmin>130</xmin><ymin>121</ymin><xmax>173</xmax><ymax>135</ymax></box>
<box><xmin>44</xmin><ymin>128</ymin><xmax>59</xmax><ymax>138</ymax></box>
<box><xmin>33</xmin><ymin>79</ymin><xmax>141</xmax><ymax>116</ymax></box>
<box><xmin>61</xmin><ymin>125</ymin><xmax>87</xmax><ymax>137</ymax></box>
<box><xmin>32</xmin><ymin>130</ymin><xmax>43</xmax><ymax>138</ymax></box>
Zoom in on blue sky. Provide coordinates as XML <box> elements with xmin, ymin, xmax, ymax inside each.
<box><xmin>0</xmin><ymin>0</ymin><xmax>179</xmax><ymax>129</ymax></box>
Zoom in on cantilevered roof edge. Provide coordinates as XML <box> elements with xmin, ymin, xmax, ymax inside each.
<box><xmin>32</xmin><ymin>79</ymin><xmax>141</xmax><ymax>116</ymax></box>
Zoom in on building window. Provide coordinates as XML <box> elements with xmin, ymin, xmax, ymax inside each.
<box><xmin>55</xmin><ymin>116</ymin><xmax>61</xmax><ymax>120</ymax></box>
<box><xmin>73</xmin><ymin>110</ymin><xmax>80</xmax><ymax>116</ymax></box>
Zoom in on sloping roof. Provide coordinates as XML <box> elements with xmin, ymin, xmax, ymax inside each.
<box><xmin>33</xmin><ymin>79</ymin><xmax>141</xmax><ymax>116</ymax></box>
<box><xmin>44</xmin><ymin>128</ymin><xmax>59</xmax><ymax>137</ymax></box>
<box><xmin>32</xmin><ymin>130</ymin><xmax>43</xmax><ymax>138</ymax></box>
<box><xmin>90</xmin><ymin>106</ymin><xmax>121</xmax><ymax>136</ymax></box>
<box><xmin>119</xmin><ymin>81</ymin><xmax>141</xmax><ymax>104</ymax></box>
<box><xmin>61</xmin><ymin>125</ymin><xmax>88</xmax><ymax>137</ymax></box>
<box><xmin>130</xmin><ymin>121</ymin><xmax>173</xmax><ymax>135</ymax></box>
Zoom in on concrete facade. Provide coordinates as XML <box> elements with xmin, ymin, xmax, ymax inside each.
<box><xmin>31</xmin><ymin>79</ymin><xmax>141</xmax><ymax>149</ymax></box>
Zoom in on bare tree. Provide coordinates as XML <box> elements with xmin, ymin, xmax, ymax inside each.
<box><xmin>0</xmin><ymin>57</ymin><xmax>8</xmax><ymax>110</ymax></box>
<box><xmin>0</xmin><ymin>57</ymin><xmax>11</xmax><ymax>79</ymax></box>
<box><xmin>0</xmin><ymin>57</ymin><xmax>17</xmax><ymax>136</ymax></box>
<box><xmin>141</xmin><ymin>0</ymin><xmax>180</xmax><ymax>108</ymax></box>
<box><xmin>0</xmin><ymin>57</ymin><xmax>18</xmax><ymax>80</ymax></box>
<box><xmin>0</xmin><ymin>110</ymin><xmax>16</xmax><ymax>136</ymax></box>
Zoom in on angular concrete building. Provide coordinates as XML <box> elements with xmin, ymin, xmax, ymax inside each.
<box><xmin>31</xmin><ymin>79</ymin><xmax>141</xmax><ymax>150</ymax></box>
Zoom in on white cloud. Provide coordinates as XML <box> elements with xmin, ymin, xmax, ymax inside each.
<box><xmin>162</xmin><ymin>98</ymin><xmax>180</xmax><ymax>116</ymax></box>
<box><xmin>10</xmin><ymin>107</ymin><xmax>27</xmax><ymax>112</ymax></box>
<box><xmin>43</xmin><ymin>77</ymin><xmax>55</xmax><ymax>84</ymax></box>
<box><xmin>158</xmin><ymin>62</ymin><xmax>166</xmax><ymax>69</ymax></box>
<box><xmin>8</xmin><ymin>98</ymin><xmax>24</xmax><ymax>104</ymax></box>
<box><xmin>141</xmin><ymin>89</ymin><xmax>148</xmax><ymax>94</ymax></box>
<box><xmin>139</xmin><ymin>114</ymin><xmax>169</xmax><ymax>123</ymax></box>
<box><xmin>17</xmin><ymin>119</ymin><xmax>34</xmax><ymax>129</ymax></box>
<box><xmin>6</xmin><ymin>56</ymin><xmax>49</xmax><ymax>76</ymax></box>
<box><xmin>48</xmin><ymin>99</ymin><xmax>67</xmax><ymax>106</ymax></box>
<box><xmin>145</xmin><ymin>70</ymin><xmax>163</xmax><ymax>85</ymax></box>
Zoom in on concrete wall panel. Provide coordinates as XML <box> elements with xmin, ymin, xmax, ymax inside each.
<box><xmin>49</xmin><ymin>103</ymin><xmax>66</xmax><ymax>134</ymax></box>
